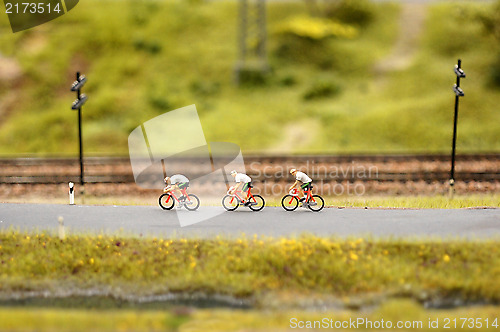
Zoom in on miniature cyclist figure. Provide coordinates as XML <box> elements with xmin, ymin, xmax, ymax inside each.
<box><xmin>289</xmin><ymin>168</ymin><xmax>313</xmax><ymax>206</ymax></box>
<box><xmin>164</xmin><ymin>174</ymin><xmax>190</xmax><ymax>207</ymax></box>
<box><xmin>229</xmin><ymin>170</ymin><xmax>254</xmax><ymax>206</ymax></box>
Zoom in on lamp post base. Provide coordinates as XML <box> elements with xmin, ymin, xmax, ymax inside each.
<box><xmin>448</xmin><ymin>179</ymin><xmax>455</xmax><ymax>199</ymax></box>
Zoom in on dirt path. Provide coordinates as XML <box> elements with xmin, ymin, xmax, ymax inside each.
<box><xmin>268</xmin><ymin>119</ymin><xmax>320</xmax><ymax>154</ymax></box>
<box><xmin>374</xmin><ymin>3</ymin><xmax>428</xmax><ymax>74</ymax></box>
<box><xmin>0</xmin><ymin>48</ymin><xmax>22</xmax><ymax>125</ymax></box>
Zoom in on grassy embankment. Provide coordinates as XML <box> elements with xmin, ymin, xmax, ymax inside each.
<box><xmin>0</xmin><ymin>1</ymin><xmax>499</xmax><ymax>155</ymax></box>
<box><xmin>1</xmin><ymin>232</ymin><xmax>499</xmax><ymax>303</ymax></box>
<box><xmin>1</xmin><ymin>232</ymin><xmax>500</xmax><ymax>330</ymax></box>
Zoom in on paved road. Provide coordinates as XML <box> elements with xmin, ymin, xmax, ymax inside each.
<box><xmin>1</xmin><ymin>203</ymin><xmax>499</xmax><ymax>239</ymax></box>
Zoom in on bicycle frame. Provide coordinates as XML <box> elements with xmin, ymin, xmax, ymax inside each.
<box><xmin>287</xmin><ymin>187</ymin><xmax>316</xmax><ymax>204</ymax></box>
<box><xmin>227</xmin><ymin>187</ymin><xmax>255</xmax><ymax>205</ymax></box>
<box><xmin>164</xmin><ymin>187</ymin><xmax>192</xmax><ymax>204</ymax></box>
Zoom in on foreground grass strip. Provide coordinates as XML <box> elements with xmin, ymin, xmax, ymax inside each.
<box><xmin>260</xmin><ymin>194</ymin><xmax>500</xmax><ymax>209</ymax></box>
<box><xmin>327</xmin><ymin>194</ymin><xmax>500</xmax><ymax>209</ymax></box>
<box><xmin>1</xmin><ymin>300</ymin><xmax>500</xmax><ymax>331</ymax></box>
<box><xmin>0</xmin><ymin>232</ymin><xmax>499</xmax><ymax>304</ymax></box>
<box><xmin>4</xmin><ymin>194</ymin><xmax>498</xmax><ymax>209</ymax></box>
<box><xmin>0</xmin><ymin>307</ymin><xmax>187</xmax><ymax>332</ymax></box>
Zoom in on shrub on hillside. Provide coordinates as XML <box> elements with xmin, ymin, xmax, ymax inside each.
<box><xmin>325</xmin><ymin>0</ymin><xmax>375</xmax><ymax>26</ymax></box>
<box><xmin>302</xmin><ymin>79</ymin><xmax>342</xmax><ymax>100</ymax></box>
<box><xmin>303</xmin><ymin>0</ymin><xmax>375</xmax><ymax>26</ymax></box>
<box><xmin>273</xmin><ymin>16</ymin><xmax>357</xmax><ymax>68</ymax></box>
<box><xmin>133</xmin><ymin>38</ymin><xmax>162</xmax><ymax>55</ymax></box>
<box><xmin>489</xmin><ymin>53</ymin><xmax>500</xmax><ymax>88</ymax></box>
<box><xmin>189</xmin><ymin>80</ymin><xmax>221</xmax><ymax>96</ymax></box>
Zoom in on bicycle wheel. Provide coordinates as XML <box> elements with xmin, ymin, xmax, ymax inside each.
<box><xmin>184</xmin><ymin>194</ymin><xmax>200</xmax><ymax>211</ymax></box>
<box><xmin>281</xmin><ymin>195</ymin><xmax>299</xmax><ymax>211</ymax></box>
<box><xmin>248</xmin><ymin>194</ymin><xmax>265</xmax><ymax>211</ymax></box>
<box><xmin>307</xmin><ymin>195</ymin><xmax>325</xmax><ymax>212</ymax></box>
<box><xmin>222</xmin><ymin>195</ymin><xmax>239</xmax><ymax>211</ymax></box>
<box><xmin>159</xmin><ymin>193</ymin><xmax>175</xmax><ymax>210</ymax></box>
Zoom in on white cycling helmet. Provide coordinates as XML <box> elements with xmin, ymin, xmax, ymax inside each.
<box><xmin>230</xmin><ymin>170</ymin><xmax>237</xmax><ymax>175</ymax></box>
<box><xmin>290</xmin><ymin>168</ymin><xmax>297</xmax><ymax>174</ymax></box>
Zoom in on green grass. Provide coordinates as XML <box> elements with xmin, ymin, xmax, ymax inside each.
<box><xmin>1</xmin><ymin>1</ymin><xmax>498</xmax><ymax>155</ymax></box>
<box><xmin>263</xmin><ymin>194</ymin><xmax>499</xmax><ymax>209</ymax></box>
<box><xmin>0</xmin><ymin>307</ymin><xmax>187</xmax><ymax>332</ymax></box>
<box><xmin>3</xmin><ymin>193</ymin><xmax>498</xmax><ymax>208</ymax></box>
<box><xmin>1</xmin><ymin>231</ymin><xmax>500</xmax><ymax>331</ymax></box>
<box><xmin>315</xmin><ymin>2</ymin><xmax>500</xmax><ymax>154</ymax></box>
<box><xmin>1</xmin><ymin>300</ymin><xmax>500</xmax><ymax>331</ymax></box>
<box><xmin>327</xmin><ymin>194</ymin><xmax>500</xmax><ymax>209</ymax></box>
<box><xmin>1</xmin><ymin>232</ymin><xmax>500</xmax><ymax>306</ymax></box>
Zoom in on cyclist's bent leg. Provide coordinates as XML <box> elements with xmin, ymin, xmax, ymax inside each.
<box><xmin>178</xmin><ymin>183</ymin><xmax>189</xmax><ymax>199</ymax></box>
<box><xmin>242</xmin><ymin>183</ymin><xmax>251</xmax><ymax>200</ymax></box>
<box><xmin>298</xmin><ymin>182</ymin><xmax>305</xmax><ymax>201</ymax></box>
<box><xmin>300</xmin><ymin>183</ymin><xmax>311</xmax><ymax>202</ymax></box>
<box><xmin>170</xmin><ymin>185</ymin><xmax>178</xmax><ymax>197</ymax></box>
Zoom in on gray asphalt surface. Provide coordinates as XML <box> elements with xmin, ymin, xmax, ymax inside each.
<box><xmin>1</xmin><ymin>203</ymin><xmax>499</xmax><ymax>239</ymax></box>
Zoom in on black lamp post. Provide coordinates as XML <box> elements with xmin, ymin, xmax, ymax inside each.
<box><xmin>71</xmin><ymin>72</ymin><xmax>88</xmax><ymax>189</ymax></box>
<box><xmin>450</xmin><ymin>59</ymin><xmax>466</xmax><ymax>196</ymax></box>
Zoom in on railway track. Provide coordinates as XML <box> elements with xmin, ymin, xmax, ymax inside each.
<box><xmin>0</xmin><ymin>154</ymin><xmax>499</xmax><ymax>184</ymax></box>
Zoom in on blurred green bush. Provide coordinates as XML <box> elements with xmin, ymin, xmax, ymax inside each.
<box><xmin>324</xmin><ymin>0</ymin><xmax>375</xmax><ymax>26</ymax></box>
<box><xmin>490</xmin><ymin>53</ymin><xmax>500</xmax><ymax>87</ymax></box>
<box><xmin>275</xmin><ymin>15</ymin><xmax>358</xmax><ymax>40</ymax></box>
<box><xmin>302</xmin><ymin>79</ymin><xmax>342</xmax><ymax>100</ymax></box>
<box><xmin>302</xmin><ymin>0</ymin><xmax>375</xmax><ymax>26</ymax></box>
<box><xmin>133</xmin><ymin>38</ymin><xmax>162</xmax><ymax>55</ymax></box>
<box><xmin>273</xmin><ymin>16</ymin><xmax>357</xmax><ymax>69</ymax></box>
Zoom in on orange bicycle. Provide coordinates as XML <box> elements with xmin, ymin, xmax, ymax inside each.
<box><xmin>159</xmin><ymin>187</ymin><xmax>200</xmax><ymax>211</ymax></box>
<box><xmin>222</xmin><ymin>185</ymin><xmax>265</xmax><ymax>211</ymax></box>
<box><xmin>281</xmin><ymin>187</ymin><xmax>324</xmax><ymax>212</ymax></box>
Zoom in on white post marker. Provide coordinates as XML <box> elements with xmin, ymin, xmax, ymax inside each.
<box><xmin>69</xmin><ymin>182</ymin><xmax>75</xmax><ymax>205</ymax></box>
